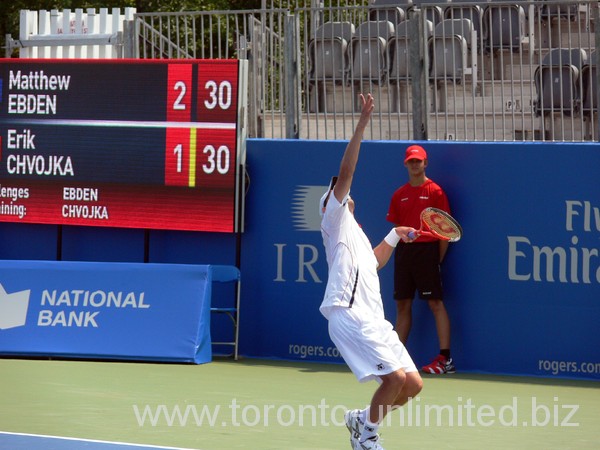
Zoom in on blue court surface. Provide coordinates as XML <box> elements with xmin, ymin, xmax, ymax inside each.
<box><xmin>0</xmin><ymin>432</ymin><xmax>198</xmax><ymax>450</ymax></box>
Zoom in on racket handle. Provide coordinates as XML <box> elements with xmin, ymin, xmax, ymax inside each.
<box><xmin>408</xmin><ymin>231</ymin><xmax>416</xmax><ymax>240</ymax></box>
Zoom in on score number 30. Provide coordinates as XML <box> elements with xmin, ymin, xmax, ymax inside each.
<box><xmin>204</xmin><ymin>80</ymin><xmax>232</xmax><ymax>110</ymax></box>
<box><xmin>172</xmin><ymin>143</ymin><xmax>229</xmax><ymax>175</ymax></box>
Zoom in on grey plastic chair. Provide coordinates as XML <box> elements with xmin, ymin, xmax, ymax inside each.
<box><xmin>308</xmin><ymin>21</ymin><xmax>355</xmax><ymax>84</ymax></box>
<box><xmin>388</xmin><ymin>18</ymin><xmax>433</xmax><ymax>82</ymax></box>
<box><xmin>351</xmin><ymin>20</ymin><xmax>396</xmax><ymax>84</ymax></box>
<box><xmin>429</xmin><ymin>18</ymin><xmax>476</xmax><ymax>82</ymax></box>
<box><xmin>484</xmin><ymin>4</ymin><xmax>526</xmax><ymax>51</ymax></box>
<box><xmin>580</xmin><ymin>49</ymin><xmax>597</xmax><ymax>115</ymax></box>
<box><xmin>534</xmin><ymin>48</ymin><xmax>588</xmax><ymax>116</ymax></box>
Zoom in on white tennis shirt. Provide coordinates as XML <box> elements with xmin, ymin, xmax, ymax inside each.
<box><xmin>319</xmin><ymin>191</ymin><xmax>385</xmax><ymax>320</ymax></box>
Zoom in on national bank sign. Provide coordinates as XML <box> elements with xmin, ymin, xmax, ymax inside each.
<box><xmin>37</xmin><ymin>288</ymin><xmax>149</xmax><ymax>328</ymax></box>
<box><xmin>0</xmin><ymin>260</ymin><xmax>215</xmax><ymax>363</ymax></box>
<box><xmin>0</xmin><ymin>282</ymin><xmax>148</xmax><ymax>330</ymax></box>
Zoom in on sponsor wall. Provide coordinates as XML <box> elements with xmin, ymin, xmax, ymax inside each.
<box><xmin>239</xmin><ymin>139</ymin><xmax>600</xmax><ymax>380</ymax></box>
<box><xmin>0</xmin><ymin>139</ymin><xmax>598</xmax><ymax>379</ymax></box>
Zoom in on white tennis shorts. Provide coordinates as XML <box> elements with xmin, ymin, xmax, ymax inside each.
<box><xmin>327</xmin><ymin>306</ymin><xmax>417</xmax><ymax>383</ymax></box>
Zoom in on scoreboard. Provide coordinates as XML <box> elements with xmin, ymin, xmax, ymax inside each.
<box><xmin>0</xmin><ymin>59</ymin><xmax>247</xmax><ymax>233</ymax></box>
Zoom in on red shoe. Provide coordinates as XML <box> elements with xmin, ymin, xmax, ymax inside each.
<box><xmin>422</xmin><ymin>355</ymin><xmax>456</xmax><ymax>374</ymax></box>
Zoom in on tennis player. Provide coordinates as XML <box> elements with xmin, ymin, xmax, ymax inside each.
<box><xmin>319</xmin><ymin>93</ymin><xmax>423</xmax><ymax>450</ymax></box>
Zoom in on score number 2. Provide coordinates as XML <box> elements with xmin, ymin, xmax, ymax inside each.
<box><xmin>173</xmin><ymin>81</ymin><xmax>187</xmax><ymax>111</ymax></box>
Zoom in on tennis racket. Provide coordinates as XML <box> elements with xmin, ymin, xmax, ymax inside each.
<box><xmin>408</xmin><ymin>207</ymin><xmax>462</xmax><ymax>242</ymax></box>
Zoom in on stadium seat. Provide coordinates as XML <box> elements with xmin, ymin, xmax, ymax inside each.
<box><xmin>388</xmin><ymin>18</ymin><xmax>433</xmax><ymax>82</ymax></box>
<box><xmin>387</xmin><ymin>18</ymin><xmax>433</xmax><ymax>113</ymax></box>
<box><xmin>534</xmin><ymin>48</ymin><xmax>588</xmax><ymax>116</ymax></box>
<box><xmin>444</xmin><ymin>2</ymin><xmax>484</xmax><ymax>44</ymax></box>
<box><xmin>410</xmin><ymin>0</ymin><xmax>447</xmax><ymax>26</ymax></box>
<box><xmin>351</xmin><ymin>20</ymin><xmax>396</xmax><ymax>84</ymax></box>
<box><xmin>429</xmin><ymin>18</ymin><xmax>478</xmax><ymax>84</ymax></box>
<box><xmin>581</xmin><ymin>49</ymin><xmax>597</xmax><ymax>115</ymax></box>
<box><xmin>369</xmin><ymin>0</ymin><xmax>410</xmax><ymax>26</ymax></box>
<box><xmin>538</xmin><ymin>1</ymin><xmax>579</xmax><ymax>22</ymax></box>
<box><xmin>484</xmin><ymin>4</ymin><xmax>527</xmax><ymax>51</ymax></box>
<box><xmin>308</xmin><ymin>21</ymin><xmax>355</xmax><ymax>84</ymax></box>
<box><xmin>371</xmin><ymin>0</ymin><xmax>413</xmax><ymax>9</ymax></box>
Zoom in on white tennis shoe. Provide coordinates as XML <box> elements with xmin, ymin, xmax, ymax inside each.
<box><xmin>344</xmin><ymin>409</ymin><xmax>363</xmax><ymax>449</ymax></box>
<box><xmin>354</xmin><ymin>435</ymin><xmax>385</xmax><ymax>450</ymax></box>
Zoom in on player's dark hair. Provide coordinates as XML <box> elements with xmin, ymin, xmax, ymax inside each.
<box><xmin>322</xmin><ymin>176</ymin><xmax>338</xmax><ymax>209</ymax></box>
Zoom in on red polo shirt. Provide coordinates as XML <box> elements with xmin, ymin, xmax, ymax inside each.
<box><xmin>386</xmin><ymin>179</ymin><xmax>450</xmax><ymax>243</ymax></box>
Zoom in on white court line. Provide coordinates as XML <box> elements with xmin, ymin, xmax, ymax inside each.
<box><xmin>0</xmin><ymin>431</ymin><xmax>201</xmax><ymax>450</ymax></box>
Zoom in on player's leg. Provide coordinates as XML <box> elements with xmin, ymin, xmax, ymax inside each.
<box><xmin>428</xmin><ymin>298</ymin><xmax>450</xmax><ymax>350</ymax></box>
<box><xmin>395</xmin><ymin>298</ymin><xmax>413</xmax><ymax>344</ymax></box>
<box><xmin>392</xmin><ymin>370</ymin><xmax>423</xmax><ymax>407</ymax></box>
<box><xmin>416</xmin><ymin>243</ymin><xmax>455</xmax><ymax>374</ymax></box>
<box><xmin>393</xmin><ymin>246</ymin><xmax>416</xmax><ymax>344</ymax></box>
<box><xmin>328</xmin><ymin>307</ymin><xmax>394</xmax><ymax>448</ymax></box>
<box><xmin>368</xmin><ymin>369</ymin><xmax>423</xmax><ymax>419</ymax></box>
<box><xmin>422</xmin><ymin>299</ymin><xmax>455</xmax><ymax>373</ymax></box>
<box><xmin>359</xmin><ymin>326</ymin><xmax>421</xmax><ymax>449</ymax></box>
<box><xmin>367</xmin><ymin>369</ymin><xmax>406</xmax><ymax>424</ymax></box>
<box><xmin>329</xmin><ymin>308</ymin><xmax>418</xmax><ymax>449</ymax></box>
<box><xmin>354</xmin><ymin>369</ymin><xmax>406</xmax><ymax>449</ymax></box>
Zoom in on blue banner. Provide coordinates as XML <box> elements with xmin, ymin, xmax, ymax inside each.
<box><xmin>240</xmin><ymin>139</ymin><xmax>600</xmax><ymax>380</ymax></box>
<box><xmin>0</xmin><ymin>261</ymin><xmax>232</xmax><ymax>363</ymax></box>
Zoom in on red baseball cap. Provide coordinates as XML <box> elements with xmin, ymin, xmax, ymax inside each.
<box><xmin>404</xmin><ymin>145</ymin><xmax>427</xmax><ymax>163</ymax></box>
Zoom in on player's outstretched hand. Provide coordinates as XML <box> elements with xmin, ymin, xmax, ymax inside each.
<box><xmin>358</xmin><ymin>93</ymin><xmax>375</xmax><ymax>128</ymax></box>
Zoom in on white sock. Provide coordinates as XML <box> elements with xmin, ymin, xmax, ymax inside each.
<box><xmin>358</xmin><ymin>407</ymin><xmax>368</xmax><ymax>424</ymax></box>
<box><xmin>360</xmin><ymin>416</ymin><xmax>379</xmax><ymax>442</ymax></box>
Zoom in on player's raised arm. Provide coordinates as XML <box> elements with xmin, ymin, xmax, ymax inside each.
<box><xmin>332</xmin><ymin>93</ymin><xmax>374</xmax><ymax>204</ymax></box>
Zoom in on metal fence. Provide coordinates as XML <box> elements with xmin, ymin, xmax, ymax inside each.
<box><xmin>135</xmin><ymin>1</ymin><xmax>598</xmax><ymax>141</ymax></box>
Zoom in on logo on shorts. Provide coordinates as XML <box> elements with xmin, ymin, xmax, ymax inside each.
<box><xmin>376</xmin><ymin>363</ymin><xmax>385</xmax><ymax>371</ymax></box>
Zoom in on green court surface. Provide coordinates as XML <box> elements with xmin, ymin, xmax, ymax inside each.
<box><xmin>0</xmin><ymin>357</ymin><xmax>598</xmax><ymax>449</ymax></box>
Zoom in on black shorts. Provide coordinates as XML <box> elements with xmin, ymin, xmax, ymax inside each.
<box><xmin>393</xmin><ymin>242</ymin><xmax>443</xmax><ymax>301</ymax></box>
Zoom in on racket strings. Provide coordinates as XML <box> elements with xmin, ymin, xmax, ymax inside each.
<box><xmin>422</xmin><ymin>211</ymin><xmax>461</xmax><ymax>239</ymax></box>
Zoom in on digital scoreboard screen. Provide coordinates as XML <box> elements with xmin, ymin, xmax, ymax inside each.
<box><xmin>0</xmin><ymin>59</ymin><xmax>247</xmax><ymax>233</ymax></box>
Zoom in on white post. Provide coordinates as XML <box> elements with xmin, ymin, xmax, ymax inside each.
<box><xmin>98</xmin><ymin>8</ymin><xmax>109</xmax><ymax>58</ymax></box>
<box><xmin>50</xmin><ymin>9</ymin><xmax>61</xmax><ymax>58</ymax></box>
<box><xmin>19</xmin><ymin>10</ymin><xmax>37</xmax><ymax>58</ymax></box>
<box><xmin>87</xmin><ymin>8</ymin><xmax>98</xmax><ymax>58</ymax></box>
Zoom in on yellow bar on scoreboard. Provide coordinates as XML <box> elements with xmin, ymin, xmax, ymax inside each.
<box><xmin>189</xmin><ymin>128</ymin><xmax>197</xmax><ymax>187</ymax></box>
